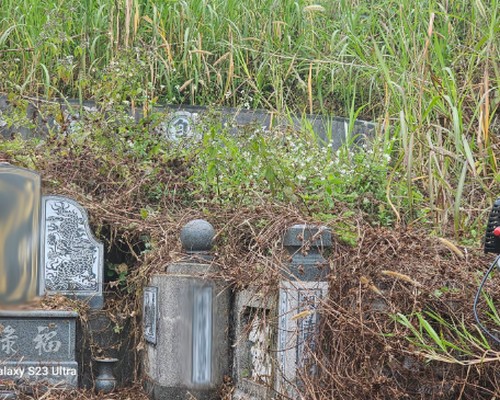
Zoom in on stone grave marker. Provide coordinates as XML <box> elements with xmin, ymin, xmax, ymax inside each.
<box><xmin>144</xmin><ymin>219</ymin><xmax>230</xmax><ymax>400</ymax></box>
<box><xmin>0</xmin><ymin>163</ymin><xmax>41</xmax><ymax>306</ymax></box>
<box><xmin>232</xmin><ymin>290</ymin><xmax>276</xmax><ymax>400</ymax></box>
<box><xmin>0</xmin><ymin>310</ymin><xmax>79</xmax><ymax>387</ymax></box>
<box><xmin>276</xmin><ymin>224</ymin><xmax>331</xmax><ymax>398</ymax></box>
<box><xmin>39</xmin><ymin>195</ymin><xmax>104</xmax><ymax>309</ymax></box>
<box><xmin>165</xmin><ymin>111</ymin><xmax>199</xmax><ymax>141</ymax></box>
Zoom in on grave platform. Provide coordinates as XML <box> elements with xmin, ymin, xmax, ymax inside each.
<box><xmin>0</xmin><ymin>310</ymin><xmax>79</xmax><ymax>388</ymax></box>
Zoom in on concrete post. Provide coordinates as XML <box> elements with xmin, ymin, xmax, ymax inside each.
<box><xmin>144</xmin><ymin>219</ymin><xmax>230</xmax><ymax>400</ymax></box>
<box><xmin>276</xmin><ymin>224</ymin><xmax>332</xmax><ymax>398</ymax></box>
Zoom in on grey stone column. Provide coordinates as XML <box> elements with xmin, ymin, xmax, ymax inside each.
<box><xmin>276</xmin><ymin>224</ymin><xmax>331</xmax><ymax>398</ymax></box>
<box><xmin>144</xmin><ymin>220</ymin><xmax>230</xmax><ymax>400</ymax></box>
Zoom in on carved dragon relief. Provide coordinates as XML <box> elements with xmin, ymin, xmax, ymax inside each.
<box><xmin>43</xmin><ymin>198</ymin><xmax>99</xmax><ymax>292</ymax></box>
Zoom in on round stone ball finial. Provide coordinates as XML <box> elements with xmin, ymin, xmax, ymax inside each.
<box><xmin>180</xmin><ymin>219</ymin><xmax>215</xmax><ymax>254</ymax></box>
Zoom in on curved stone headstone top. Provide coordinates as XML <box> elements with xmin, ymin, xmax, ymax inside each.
<box><xmin>180</xmin><ymin>219</ymin><xmax>215</xmax><ymax>256</ymax></box>
<box><xmin>39</xmin><ymin>195</ymin><xmax>103</xmax><ymax>309</ymax></box>
<box><xmin>0</xmin><ymin>163</ymin><xmax>40</xmax><ymax>305</ymax></box>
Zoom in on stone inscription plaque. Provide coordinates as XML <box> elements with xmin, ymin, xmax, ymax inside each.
<box><xmin>277</xmin><ymin>281</ymin><xmax>328</xmax><ymax>398</ymax></box>
<box><xmin>143</xmin><ymin>286</ymin><xmax>158</xmax><ymax>345</ymax></box>
<box><xmin>0</xmin><ymin>310</ymin><xmax>78</xmax><ymax>386</ymax></box>
<box><xmin>192</xmin><ymin>286</ymin><xmax>212</xmax><ymax>385</ymax></box>
<box><xmin>39</xmin><ymin>195</ymin><xmax>103</xmax><ymax>308</ymax></box>
<box><xmin>0</xmin><ymin>164</ymin><xmax>40</xmax><ymax>305</ymax></box>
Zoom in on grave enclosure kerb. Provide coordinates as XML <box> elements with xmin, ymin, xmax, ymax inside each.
<box><xmin>0</xmin><ymin>94</ymin><xmax>375</xmax><ymax>150</ymax></box>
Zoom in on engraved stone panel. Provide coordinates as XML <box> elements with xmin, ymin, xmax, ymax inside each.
<box><xmin>232</xmin><ymin>290</ymin><xmax>275</xmax><ymax>400</ymax></box>
<box><xmin>276</xmin><ymin>281</ymin><xmax>328</xmax><ymax>398</ymax></box>
<box><xmin>143</xmin><ymin>286</ymin><xmax>158</xmax><ymax>345</ymax></box>
<box><xmin>192</xmin><ymin>286</ymin><xmax>212</xmax><ymax>385</ymax></box>
<box><xmin>0</xmin><ymin>163</ymin><xmax>40</xmax><ymax>305</ymax></box>
<box><xmin>39</xmin><ymin>195</ymin><xmax>103</xmax><ymax>308</ymax></box>
<box><xmin>0</xmin><ymin>310</ymin><xmax>78</xmax><ymax>387</ymax></box>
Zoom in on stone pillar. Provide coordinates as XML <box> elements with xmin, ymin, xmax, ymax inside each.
<box><xmin>144</xmin><ymin>219</ymin><xmax>230</xmax><ymax>400</ymax></box>
<box><xmin>276</xmin><ymin>224</ymin><xmax>331</xmax><ymax>398</ymax></box>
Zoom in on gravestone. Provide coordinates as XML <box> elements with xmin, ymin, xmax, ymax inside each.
<box><xmin>0</xmin><ymin>163</ymin><xmax>41</xmax><ymax>306</ymax></box>
<box><xmin>0</xmin><ymin>165</ymin><xmax>109</xmax><ymax>395</ymax></box>
<box><xmin>39</xmin><ymin>195</ymin><xmax>104</xmax><ymax>309</ymax></box>
<box><xmin>232</xmin><ymin>290</ymin><xmax>276</xmax><ymax>400</ymax></box>
<box><xmin>144</xmin><ymin>219</ymin><xmax>230</xmax><ymax>400</ymax></box>
<box><xmin>276</xmin><ymin>224</ymin><xmax>331</xmax><ymax>398</ymax></box>
<box><xmin>0</xmin><ymin>310</ymin><xmax>79</xmax><ymax>387</ymax></box>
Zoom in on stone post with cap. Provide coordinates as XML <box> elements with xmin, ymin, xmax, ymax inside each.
<box><xmin>144</xmin><ymin>219</ymin><xmax>230</xmax><ymax>400</ymax></box>
<box><xmin>276</xmin><ymin>224</ymin><xmax>332</xmax><ymax>398</ymax></box>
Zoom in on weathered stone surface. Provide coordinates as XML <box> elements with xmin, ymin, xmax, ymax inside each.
<box><xmin>0</xmin><ymin>310</ymin><xmax>79</xmax><ymax>387</ymax></box>
<box><xmin>145</xmin><ymin>263</ymin><xmax>230</xmax><ymax>400</ymax></box>
<box><xmin>143</xmin><ymin>287</ymin><xmax>158</xmax><ymax>345</ymax></box>
<box><xmin>0</xmin><ymin>389</ymin><xmax>16</xmax><ymax>399</ymax></box>
<box><xmin>232</xmin><ymin>289</ymin><xmax>276</xmax><ymax>400</ymax></box>
<box><xmin>276</xmin><ymin>281</ymin><xmax>329</xmax><ymax>398</ymax></box>
<box><xmin>282</xmin><ymin>224</ymin><xmax>332</xmax><ymax>281</ymax></box>
<box><xmin>156</xmin><ymin>111</ymin><xmax>200</xmax><ymax>142</ymax></box>
<box><xmin>0</xmin><ymin>94</ymin><xmax>376</xmax><ymax>150</ymax></box>
<box><xmin>180</xmin><ymin>219</ymin><xmax>215</xmax><ymax>254</ymax></box>
<box><xmin>39</xmin><ymin>195</ymin><xmax>104</xmax><ymax>309</ymax></box>
<box><xmin>283</xmin><ymin>224</ymin><xmax>332</xmax><ymax>248</ymax></box>
<box><xmin>0</xmin><ymin>163</ymin><xmax>40</xmax><ymax>305</ymax></box>
<box><xmin>274</xmin><ymin>224</ymin><xmax>332</xmax><ymax>398</ymax></box>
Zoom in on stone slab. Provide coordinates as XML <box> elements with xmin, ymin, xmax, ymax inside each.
<box><xmin>282</xmin><ymin>224</ymin><xmax>332</xmax><ymax>282</ymax></box>
<box><xmin>0</xmin><ymin>310</ymin><xmax>78</xmax><ymax>387</ymax></box>
<box><xmin>276</xmin><ymin>281</ymin><xmax>328</xmax><ymax>398</ymax></box>
<box><xmin>39</xmin><ymin>195</ymin><xmax>104</xmax><ymax>309</ymax></box>
<box><xmin>143</xmin><ymin>287</ymin><xmax>158</xmax><ymax>345</ymax></box>
<box><xmin>0</xmin><ymin>94</ymin><xmax>375</xmax><ymax>151</ymax></box>
<box><xmin>232</xmin><ymin>289</ymin><xmax>276</xmax><ymax>400</ymax></box>
<box><xmin>0</xmin><ymin>163</ymin><xmax>41</xmax><ymax>305</ymax></box>
<box><xmin>145</xmin><ymin>264</ymin><xmax>230</xmax><ymax>400</ymax></box>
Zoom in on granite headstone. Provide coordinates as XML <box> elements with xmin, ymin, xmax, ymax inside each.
<box><xmin>0</xmin><ymin>163</ymin><xmax>41</xmax><ymax>305</ymax></box>
<box><xmin>39</xmin><ymin>195</ymin><xmax>104</xmax><ymax>308</ymax></box>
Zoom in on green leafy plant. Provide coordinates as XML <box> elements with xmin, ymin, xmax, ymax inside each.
<box><xmin>393</xmin><ymin>309</ymin><xmax>500</xmax><ymax>365</ymax></box>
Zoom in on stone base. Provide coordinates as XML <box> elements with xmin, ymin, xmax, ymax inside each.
<box><xmin>233</xmin><ymin>378</ymin><xmax>273</xmax><ymax>400</ymax></box>
<box><xmin>0</xmin><ymin>362</ymin><xmax>78</xmax><ymax>387</ymax></box>
<box><xmin>0</xmin><ymin>390</ymin><xmax>17</xmax><ymax>400</ymax></box>
<box><xmin>144</xmin><ymin>379</ymin><xmax>219</xmax><ymax>400</ymax></box>
<box><xmin>0</xmin><ymin>310</ymin><xmax>79</xmax><ymax>388</ymax></box>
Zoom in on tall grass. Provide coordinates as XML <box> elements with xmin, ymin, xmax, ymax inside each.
<box><xmin>0</xmin><ymin>0</ymin><xmax>499</xmax><ymax>235</ymax></box>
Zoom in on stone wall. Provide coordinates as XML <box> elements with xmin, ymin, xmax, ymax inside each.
<box><xmin>0</xmin><ymin>94</ymin><xmax>375</xmax><ymax>150</ymax></box>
